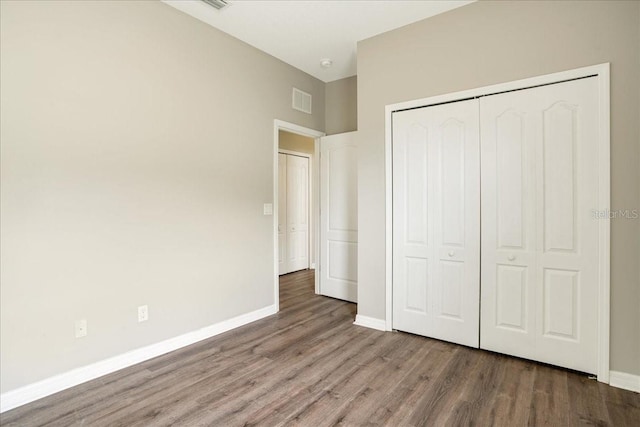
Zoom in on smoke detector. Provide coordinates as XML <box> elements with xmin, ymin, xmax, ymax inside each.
<box><xmin>201</xmin><ymin>0</ymin><xmax>229</xmax><ymax>10</ymax></box>
<box><xmin>320</xmin><ymin>59</ymin><xmax>333</xmax><ymax>68</ymax></box>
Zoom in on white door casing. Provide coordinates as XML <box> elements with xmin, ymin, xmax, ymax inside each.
<box><xmin>392</xmin><ymin>100</ymin><xmax>480</xmax><ymax>347</ymax></box>
<box><xmin>320</xmin><ymin>132</ymin><xmax>358</xmax><ymax>302</ymax></box>
<box><xmin>480</xmin><ymin>77</ymin><xmax>600</xmax><ymax>374</ymax></box>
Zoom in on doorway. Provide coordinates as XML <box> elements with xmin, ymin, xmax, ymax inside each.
<box><xmin>273</xmin><ymin>120</ymin><xmax>324</xmax><ymax>311</ymax></box>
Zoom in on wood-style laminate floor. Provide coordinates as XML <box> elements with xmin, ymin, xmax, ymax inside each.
<box><xmin>2</xmin><ymin>269</ymin><xmax>639</xmax><ymax>426</ymax></box>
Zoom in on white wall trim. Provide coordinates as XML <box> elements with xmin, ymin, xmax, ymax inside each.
<box><xmin>313</xmin><ymin>136</ymin><xmax>321</xmax><ymax>293</ymax></box>
<box><xmin>354</xmin><ymin>315</ymin><xmax>387</xmax><ymax>332</ymax></box>
<box><xmin>384</xmin><ymin>99</ymin><xmax>394</xmax><ymax>332</ymax></box>
<box><xmin>383</xmin><ymin>63</ymin><xmax>611</xmax><ymax>380</ymax></box>
<box><xmin>273</xmin><ymin>120</ymin><xmax>325</xmax><ymax>300</ymax></box>
<box><xmin>0</xmin><ymin>304</ymin><xmax>277</xmax><ymax>413</ymax></box>
<box><xmin>609</xmin><ymin>371</ymin><xmax>640</xmax><ymax>394</ymax></box>
<box><xmin>596</xmin><ymin>64</ymin><xmax>611</xmax><ymax>384</ymax></box>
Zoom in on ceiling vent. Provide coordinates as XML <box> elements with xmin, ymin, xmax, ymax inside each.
<box><xmin>201</xmin><ymin>0</ymin><xmax>229</xmax><ymax>10</ymax></box>
<box><xmin>292</xmin><ymin>88</ymin><xmax>312</xmax><ymax>114</ymax></box>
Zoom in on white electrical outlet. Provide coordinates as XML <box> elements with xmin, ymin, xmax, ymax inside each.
<box><xmin>75</xmin><ymin>319</ymin><xmax>87</xmax><ymax>338</ymax></box>
<box><xmin>138</xmin><ymin>305</ymin><xmax>148</xmax><ymax>322</ymax></box>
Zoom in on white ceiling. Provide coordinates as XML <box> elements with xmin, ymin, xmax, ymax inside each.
<box><xmin>162</xmin><ymin>0</ymin><xmax>474</xmax><ymax>82</ymax></box>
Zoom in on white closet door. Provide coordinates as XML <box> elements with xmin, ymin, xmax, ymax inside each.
<box><xmin>480</xmin><ymin>77</ymin><xmax>599</xmax><ymax>374</ymax></box>
<box><xmin>392</xmin><ymin>100</ymin><xmax>480</xmax><ymax>347</ymax></box>
<box><xmin>285</xmin><ymin>154</ymin><xmax>310</xmax><ymax>273</ymax></box>
<box><xmin>278</xmin><ymin>154</ymin><xmax>288</xmax><ymax>275</ymax></box>
<box><xmin>319</xmin><ymin>132</ymin><xmax>358</xmax><ymax>302</ymax></box>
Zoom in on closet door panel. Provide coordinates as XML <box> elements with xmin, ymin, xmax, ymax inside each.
<box><xmin>481</xmin><ymin>77</ymin><xmax>599</xmax><ymax>374</ymax></box>
<box><xmin>393</xmin><ymin>99</ymin><xmax>480</xmax><ymax>347</ymax></box>
<box><xmin>495</xmin><ymin>265</ymin><xmax>528</xmax><ymax>331</ymax></box>
<box><xmin>393</xmin><ymin>116</ymin><xmax>434</xmax><ymax>332</ymax></box>
<box><xmin>481</xmin><ymin>99</ymin><xmax>536</xmax><ymax>356</ymax></box>
<box><xmin>286</xmin><ymin>154</ymin><xmax>309</xmax><ymax>273</ymax></box>
<box><xmin>278</xmin><ymin>154</ymin><xmax>288</xmax><ymax>274</ymax></box>
<box><xmin>535</xmin><ymin>78</ymin><xmax>599</xmax><ymax>373</ymax></box>
<box><xmin>440</xmin><ymin>119</ymin><xmax>465</xmax><ymax>247</ymax></box>
<box><xmin>543</xmin><ymin>103</ymin><xmax>578</xmax><ymax>253</ymax></box>
<box><xmin>496</xmin><ymin>110</ymin><xmax>527</xmax><ymax>249</ymax></box>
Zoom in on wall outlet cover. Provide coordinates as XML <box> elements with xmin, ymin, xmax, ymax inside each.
<box><xmin>138</xmin><ymin>305</ymin><xmax>149</xmax><ymax>322</ymax></box>
<box><xmin>75</xmin><ymin>319</ymin><xmax>87</xmax><ymax>338</ymax></box>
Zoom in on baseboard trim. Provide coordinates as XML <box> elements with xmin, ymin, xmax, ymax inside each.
<box><xmin>353</xmin><ymin>314</ymin><xmax>387</xmax><ymax>331</ymax></box>
<box><xmin>0</xmin><ymin>304</ymin><xmax>277</xmax><ymax>413</ymax></box>
<box><xmin>609</xmin><ymin>371</ymin><xmax>640</xmax><ymax>393</ymax></box>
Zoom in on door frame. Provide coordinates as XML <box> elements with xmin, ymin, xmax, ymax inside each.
<box><xmin>384</xmin><ymin>63</ymin><xmax>611</xmax><ymax>382</ymax></box>
<box><xmin>273</xmin><ymin>120</ymin><xmax>325</xmax><ymax>311</ymax></box>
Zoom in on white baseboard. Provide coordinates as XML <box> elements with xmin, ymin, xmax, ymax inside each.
<box><xmin>0</xmin><ymin>304</ymin><xmax>277</xmax><ymax>413</ymax></box>
<box><xmin>609</xmin><ymin>370</ymin><xmax>640</xmax><ymax>393</ymax></box>
<box><xmin>353</xmin><ymin>314</ymin><xmax>387</xmax><ymax>331</ymax></box>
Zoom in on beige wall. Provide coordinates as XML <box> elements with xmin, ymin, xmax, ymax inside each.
<box><xmin>357</xmin><ymin>0</ymin><xmax>640</xmax><ymax>375</ymax></box>
<box><xmin>279</xmin><ymin>130</ymin><xmax>315</xmax><ymax>155</ymax></box>
<box><xmin>0</xmin><ymin>0</ymin><xmax>325</xmax><ymax>393</ymax></box>
<box><xmin>325</xmin><ymin>76</ymin><xmax>358</xmax><ymax>135</ymax></box>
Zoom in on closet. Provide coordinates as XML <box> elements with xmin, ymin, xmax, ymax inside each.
<box><xmin>278</xmin><ymin>153</ymin><xmax>310</xmax><ymax>275</ymax></box>
<box><xmin>392</xmin><ymin>76</ymin><xmax>601</xmax><ymax>375</ymax></box>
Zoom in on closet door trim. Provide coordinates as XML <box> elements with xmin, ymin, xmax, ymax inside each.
<box><xmin>383</xmin><ymin>63</ymin><xmax>610</xmax><ymax>383</ymax></box>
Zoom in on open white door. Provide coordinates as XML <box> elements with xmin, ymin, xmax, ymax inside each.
<box><xmin>319</xmin><ymin>132</ymin><xmax>358</xmax><ymax>302</ymax></box>
<box><xmin>392</xmin><ymin>100</ymin><xmax>480</xmax><ymax>348</ymax></box>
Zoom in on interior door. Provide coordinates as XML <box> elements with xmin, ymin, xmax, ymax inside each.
<box><xmin>278</xmin><ymin>153</ymin><xmax>287</xmax><ymax>275</ymax></box>
<box><xmin>319</xmin><ymin>132</ymin><xmax>358</xmax><ymax>302</ymax></box>
<box><xmin>480</xmin><ymin>77</ymin><xmax>599</xmax><ymax>374</ymax></box>
<box><xmin>392</xmin><ymin>100</ymin><xmax>480</xmax><ymax>347</ymax></box>
<box><xmin>285</xmin><ymin>154</ymin><xmax>310</xmax><ymax>273</ymax></box>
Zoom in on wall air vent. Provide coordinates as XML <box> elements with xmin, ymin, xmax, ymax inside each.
<box><xmin>292</xmin><ymin>88</ymin><xmax>312</xmax><ymax>114</ymax></box>
<box><xmin>201</xmin><ymin>0</ymin><xmax>229</xmax><ymax>10</ymax></box>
